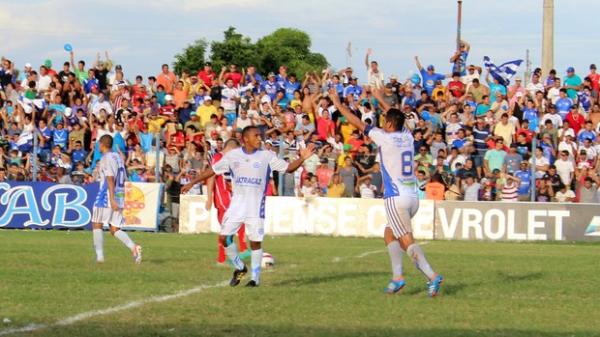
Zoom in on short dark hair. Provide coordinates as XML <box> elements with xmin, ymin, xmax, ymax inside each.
<box><xmin>99</xmin><ymin>134</ymin><xmax>113</xmax><ymax>149</ymax></box>
<box><xmin>385</xmin><ymin>108</ymin><xmax>405</xmax><ymax>132</ymax></box>
<box><xmin>242</xmin><ymin>125</ymin><xmax>259</xmax><ymax>138</ymax></box>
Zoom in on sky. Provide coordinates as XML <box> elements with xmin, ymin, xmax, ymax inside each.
<box><xmin>0</xmin><ymin>0</ymin><xmax>596</xmax><ymax>82</ymax></box>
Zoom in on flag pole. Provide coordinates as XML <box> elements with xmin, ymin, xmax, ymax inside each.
<box><xmin>455</xmin><ymin>0</ymin><xmax>463</xmax><ymax>71</ymax></box>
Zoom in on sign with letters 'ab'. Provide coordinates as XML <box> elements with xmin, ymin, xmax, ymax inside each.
<box><xmin>0</xmin><ymin>181</ymin><xmax>98</xmax><ymax>229</ymax></box>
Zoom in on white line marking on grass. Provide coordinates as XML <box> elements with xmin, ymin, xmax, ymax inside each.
<box><xmin>332</xmin><ymin>241</ymin><xmax>431</xmax><ymax>262</ymax></box>
<box><xmin>0</xmin><ymin>281</ymin><xmax>228</xmax><ymax>336</ymax></box>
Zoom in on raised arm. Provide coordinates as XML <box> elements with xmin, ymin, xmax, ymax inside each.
<box><xmin>414</xmin><ymin>56</ymin><xmax>424</xmax><ymax>72</ymax></box>
<box><xmin>371</xmin><ymin>88</ymin><xmax>391</xmax><ymax>113</ymax></box>
<box><xmin>365</xmin><ymin>49</ymin><xmax>372</xmax><ymax>69</ymax></box>
<box><xmin>329</xmin><ymin>88</ymin><xmax>366</xmax><ymax>133</ymax></box>
<box><xmin>286</xmin><ymin>143</ymin><xmax>315</xmax><ymax>173</ymax></box>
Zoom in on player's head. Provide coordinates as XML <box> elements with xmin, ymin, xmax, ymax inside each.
<box><xmin>99</xmin><ymin>134</ymin><xmax>113</xmax><ymax>153</ymax></box>
<box><xmin>383</xmin><ymin>108</ymin><xmax>405</xmax><ymax>132</ymax></box>
<box><xmin>223</xmin><ymin>138</ymin><xmax>241</xmax><ymax>154</ymax></box>
<box><xmin>242</xmin><ymin>126</ymin><xmax>261</xmax><ymax>150</ymax></box>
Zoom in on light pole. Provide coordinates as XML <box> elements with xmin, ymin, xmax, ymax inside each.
<box><xmin>541</xmin><ymin>0</ymin><xmax>554</xmax><ymax>76</ymax></box>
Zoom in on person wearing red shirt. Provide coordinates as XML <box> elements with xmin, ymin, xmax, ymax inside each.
<box><xmin>222</xmin><ymin>64</ymin><xmax>243</xmax><ymax>87</ymax></box>
<box><xmin>587</xmin><ymin>64</ymin><xmax>600</xmax><ymax>96</ymax></box>
<box><xmin>565</xmin><ymin>106</ymin><xmax>585</xmax><ymax>135</ymax></box>
<box><xmin>516</xmin><ymin>120</ymin><xmax>534</xmax><ymax>143</ymax></box>
<box><xmin>198</xmin><ymin>62</ymin><xmax>216</xmax><ymax>88</ymax></box>
<box><xmin>447</xmin><ymin>72</ymin><xmax>465</xmax><ymax>99</ymax></box>
<box><xmin>206</xmin><ymin>139</ymin><xmax>248</xmax><ymax>264</ymax></box>
<box><xmin>315</xmin><ymin>110</ymin><xmax>335</xmax><ymax>141</ymax></box>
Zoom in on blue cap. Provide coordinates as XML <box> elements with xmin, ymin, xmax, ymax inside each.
<box><xmin>427</xmin><ymin>65</ymin><xmax>435</xmax><ymax>71</ymax></box>
<box><xmin>567</xmin><ymin>67</ymin><xmax>575</xmax><ymax>73</ymax></box>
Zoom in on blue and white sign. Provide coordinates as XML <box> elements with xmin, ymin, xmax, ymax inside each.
<box><xmin>0</xmin><ymin>182</ymin><xmax>98</xmax><ymax>229</ymax></box>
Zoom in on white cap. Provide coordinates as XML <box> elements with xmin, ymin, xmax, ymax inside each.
<box><xmin>165</xmin><ymin>94</ymin><xmax>173</xmax><ymax>101</ymax></box>
<box><xmin>204</xmin><ymin>95</ymin><xmax>212</xmax><ymax>101</ymax></box>
<box><xmin>24</xmin><ymin>63</ymin><xmax>32</xmax><ymax>68</ymax></box>
<box><xmin>64</xmin><ymin>107</ymin><xmax>73</xmax><ymax>117</ymax></box>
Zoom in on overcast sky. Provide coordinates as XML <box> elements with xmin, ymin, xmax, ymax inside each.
<box><xmin>0</xmin><ymin>0</ymin><xmax>595</xmax><ymax>81</ymax></box>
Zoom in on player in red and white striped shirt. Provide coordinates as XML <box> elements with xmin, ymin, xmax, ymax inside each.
<box><xmin>206</xmin><ymin>139</ymin><xmax>248</xmax><ymax>264</ymax></box>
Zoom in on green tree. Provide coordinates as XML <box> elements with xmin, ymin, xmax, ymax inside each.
<box><xmin>209</xmin><ymin>27</ymin><xmax>257</xmax><ymax>73</ymax></box>
<box><xmin>255</xmin><ymin>28</ymin><xmax>327</xmax><ymax>78</ymax></box>
<box><xmin>173</xmin><ymin>39</ymin><xmax>207</xmax><ymax>75</ymax></box>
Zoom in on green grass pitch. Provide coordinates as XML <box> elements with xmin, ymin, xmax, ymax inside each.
<box><xmin>0</xmin><ymin>230</ymin><xmax>599</xmax><ymax>337</ymax></box>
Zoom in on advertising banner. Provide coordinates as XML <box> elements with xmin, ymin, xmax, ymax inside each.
<box><xmin>434</xmin><ymin>201</ymin><xmax>600</xmax><ymax>242</ymax></box>
<box><xmin>0</xmin><ymin>181</ymin><xmax>161</xmax><ymax>231</ymax></box>
<box><xmin>178</xmin><ymin>195</ymin><xmax>435</xmax><ymax>239</ymax></box>
<box><xmin>0</xmin><ymin>181</ymin><xmax>98</xmax><ymax>229</ymax></box>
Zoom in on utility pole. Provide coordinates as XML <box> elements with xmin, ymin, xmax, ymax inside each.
<box><xmin>541</xmin><ymin>0</ymin><xmax>554</xmax><ymax>76</ymax></box>
<box><xmin>455</xmin><ymin>0</ymin><xmax>463</xmax><ymax>73</ymax></box>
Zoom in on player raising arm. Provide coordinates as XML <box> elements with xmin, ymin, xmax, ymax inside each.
<box><xmin>329</xmin><ymin>88</ymin><xmax>443</xmax><ymax>297</ymax></box>
<box><xmin>182</xmin><ymin>126</ymin><xmax>314</xmax><ymax>287</ymax></box>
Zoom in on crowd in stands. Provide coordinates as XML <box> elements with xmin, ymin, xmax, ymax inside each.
<box><xmin>1</xmin><ymin>41</ymin><xmax>600</xmax><ymax>204</ymax></box>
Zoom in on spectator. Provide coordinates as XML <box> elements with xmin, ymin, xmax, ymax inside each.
<box><xmin>327</xmin><ymin>174</ymin><xmax>345</xmax><ymax>198</ymax></box>
<box><xmin>462</xmin><ymin>174</ymin><xmax>480</xmax><ymax>201</ymax></box>
<box><xmin>425</xmin><ymin>173</ymin><xmax>446</xmax><ymax>200</ymax></box>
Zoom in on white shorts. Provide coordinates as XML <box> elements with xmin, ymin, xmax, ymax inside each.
<box><xmin>384</xmin><ymin>196</ymin><xmax>419</xmax><ymax>239</ymax></box>
<box><xmin>92</xmin><ymin>207</ymin><xmax>125</xmax><ymax>228</ymax></box>
<box><xmin>220</xmin><ymin>215</ymin><xmax>264</xmax><ymax>242</ymax></box>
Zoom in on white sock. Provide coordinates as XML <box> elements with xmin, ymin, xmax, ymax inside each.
<box><xmin>251</xmin><ymin>248</ymin><xmax>263</xmax><ymax>284</ymax></box>
<box><xmin>114</xmin><ymin>230</ymin><xmax>136</xmax><ymax>250</ymax></box>
<box><xmin>407</xmin><ymin>243</ymin><xmax>435</xmax><ymax>280</ymax></box>
<box><xmin>387</xmin><ymin>241</ymin><xmax>403</xmax><ymax>279</ymax></box>
<box><xmin>93</xmin><ymin>229</ymin><xmax>104</xmax><ymax>261</ymax></box>
<box><xmin>225</xmin><ymin>243</ymin><xmax>245</xmax><ymax>270</ymax></box>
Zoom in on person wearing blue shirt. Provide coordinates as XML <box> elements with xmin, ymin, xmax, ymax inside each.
<box><xmin>564</xmin><ymin>67</ymin><xmax>582</xmax><ymax>100</ymax></box>
<box><xmin>522</xmin><ymin>100</ymin><xmax>539</xmax><ymax>132</ymax></box>
<box><xmin>284</xmin><ymin>74</ymin><xmax>301</xmax><ymax>101</ymax></box>
<box><xmin>52</xmin><ymin>122</ymin><xmax>68</xmax><ymax>148</ymax></box>
<box><xmin>245</xmin><ymin>66</ymin><xmax>263</xmax><ymax>94</ymax></box>
<box><xmin>449</xmin><ymin>40</ymin><xmax>470</xmax><ymax>76</ymax></box>
<box><xmin>83</xmin><ymin>70</ymin><xmax>99</xmax><ymax>94</ymax></box>
<box><xmin>70</xmin><ymin>141</ymin><xmax>88</xmax><ymax>163</ymax></box>
<box><xmin>555</xmin><ymin>89</ymin><xmax>573</xmax><ymax>119</ymax></box>
<box><xmin>577</xmin><ymin>121</ymin><xmax>597</xmax><ymax>143</ymax></box>
<box><xmin>515</xmin><ymin>162</ymin><xmax>532</xmax><ymax>201</ymax></box>
<box><xmin>415</xmin><ymin>56</ymin><xmax>445</xmax><ymax>96</ymax></box>
<box><xmin>343</xmin><ymin>78</ymin><xmax>362</xmax><ymax>101</ymax></box>
<box><xmin>261</xmin><ymin>73</ymin><xmax>278</xmax><ymax>101</ymax></box>
<box><xmin>486</xmin><ymin>75</ymin><xmax>506</xmax><ymax>103</ymax></box>
<box><xmin>475</xmin><ymin>95</ymin><xmax>491</xmax><ymax>117</ymax></box>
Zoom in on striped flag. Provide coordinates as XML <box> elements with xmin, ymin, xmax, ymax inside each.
<box><xmin>483</xmin><ymin>56</ymin><xmax>523</xmax><ymax>86</ymax></box>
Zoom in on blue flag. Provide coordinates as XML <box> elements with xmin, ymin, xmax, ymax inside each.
<box><xmin>483</xmin><ymin>56</ymin><xmax>523</xmax><ymax>86</ymax></box>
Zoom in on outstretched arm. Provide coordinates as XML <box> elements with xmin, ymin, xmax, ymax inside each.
<box><xmin>329</xmin><ymin>87</ymin><xmax>366</xmax><ymax>133</ymax></box>
<box><xmin>286</xmin><ymin>143</ymin><xmax>315</xmax><ymax>173</ymax></box>
<box><xmin>371</xmin><ymin>88</ymin><xmax>391</xmax><ymax>113</ymax></box>
<box><xmin>365</xmin><ymin>49</ymin><xmax>372</xmax><ymax>69</ymax></box>
<box><xmin>181</xmin><ymin>167</ymin><xmax>215</xmax><ymax>193</ymax></box>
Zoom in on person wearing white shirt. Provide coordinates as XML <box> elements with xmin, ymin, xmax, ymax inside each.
<box><xmin>357</xmin><ymin>175</ymin><xmax>377</xmax><ymax>199</ymax></box>
<box><xmin>554</xmin><ymin>151</ymin><xmax>575</xmax><ymax>186</ymax></box>
<box><xmin>555</xmin><ymin>185</ymin><xmax>576</xmax><ymax>202</ymax></box>
<box><xmin>546</xmin><ymin>78</ymin><xmax>561</xmax><ymax>105</ymax></box>
<box><xmin>365</xmin><ymin>49</ymin><xmax>384</xmax><ymax>89</ymax></box>
<box><xmin>526</xmin><ymin>74</ymin><xmax>545</xmax><ymax>98</ymax></box>
<box><xmin>530</xmin><ymin>147</ymin><xmax>550</xmax><ymax>179</ymax></box>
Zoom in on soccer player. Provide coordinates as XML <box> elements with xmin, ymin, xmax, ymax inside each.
<box><xmin>92</xmin><ymin>134</ymin><xmax>142</xmax><ymax>264</ymax></box>
<box><xmin>205</xmin><ymin>138</ymin><xmax>249</xmax><ymax>264</ymax></box>
<box><xmin>182</xmin><ymin>126</ymin><xmax>314</xmax><ymax>287</ymax></box>
<box><xmin>329</xmin><ymin>88</ymin><xmax>443</xmax><ymax>297</ymax></box>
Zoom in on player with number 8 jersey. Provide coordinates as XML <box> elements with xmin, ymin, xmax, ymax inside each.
<box><xmin>329</xmin><ymin>87</ymin><xmax>443</xmax><ymax>297</ymax></box>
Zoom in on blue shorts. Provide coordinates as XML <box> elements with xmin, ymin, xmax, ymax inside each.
<box><xmin>224</xmin><ymin>111</ymin><xmax>236</xmax><ymax>126</ymax></box>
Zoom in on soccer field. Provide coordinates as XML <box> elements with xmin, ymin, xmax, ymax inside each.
<box><xmin>0</xmin><ymin>230</ymin><xmax>599</xmax><ymax>337</ymax></box>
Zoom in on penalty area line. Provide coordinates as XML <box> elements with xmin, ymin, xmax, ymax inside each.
<box><xmin>0</xmin><ymin>280</ymin><xmax>229</xmax><ymax>336</ymax></box>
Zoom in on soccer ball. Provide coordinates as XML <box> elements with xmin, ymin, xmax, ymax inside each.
<box><xmin>261</xmin><ymin>252</ymin><xmax>275</xmax><ymax>268</ymax></box>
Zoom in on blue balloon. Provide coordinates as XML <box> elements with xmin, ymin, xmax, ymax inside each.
<box><xmin>411</xmin><ymin>74</ymin><xmax>421</xmax><ymax>85</ymax></box>
<box><xmin>421</xmin><ymin>110</ymin><xmax>431</xmax><ymax>121</ymax></box>
<box><xmin>64</xmin><ymin>43</ymin><xmax>73</xmax><ymax>52</ymax></box>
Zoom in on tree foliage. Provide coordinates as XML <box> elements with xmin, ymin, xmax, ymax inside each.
<box><xmin>173</xmin><ymin>39</ymin><xmax>208</xmax><ymax>76</ymax></box>
<box><xmin>173</xmin><ymin>27</ymin><xmax>328</xmax><ymax>80</ymax></box>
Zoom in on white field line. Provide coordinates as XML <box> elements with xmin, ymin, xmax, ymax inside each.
<box><xmin>0</xmin><ymin>281</ymin><xmax>228</xmax><ymax>336</ymax></box>
<box><xmin>0</xmin><ymin>242</ymin><xmax>430</xmax><ymax>336</ymax></box>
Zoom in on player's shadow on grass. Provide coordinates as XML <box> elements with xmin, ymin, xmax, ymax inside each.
<box><xmin>496</xmin><ymin>271</ymin><xmax>544</xmax><ymax>282</ymax></box>
<box><xmin>272</xmin><ymin>271</ymin><xmax>388</xmax><ymax>287</ymax></box>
